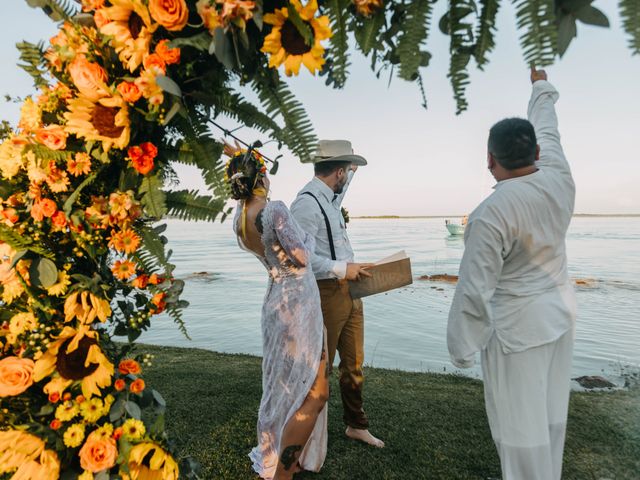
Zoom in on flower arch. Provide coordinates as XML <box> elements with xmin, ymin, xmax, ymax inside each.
<box><xmin>0</xmin><ymin>0</ymin><xmax>637</xmax><ymax>477</ymax></box>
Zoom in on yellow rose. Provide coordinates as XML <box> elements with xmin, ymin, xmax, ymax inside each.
<box><xmin>79</xmin><ymin>430</ymin><xmax>118</xmax><ymax>473</ymax></box>
<box><xmin>0</xmin><ymin>356</ymin><xmax>35</xmax><ymax>397</ymax></box>
<box><xmin>149</xmin><ymin>0</ymin><xmax>189</xmax><ymax>31</ymax></box>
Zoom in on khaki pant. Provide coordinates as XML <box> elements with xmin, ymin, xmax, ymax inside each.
<box><xmin>317</xmin><ymin>279</ymin><xmax>368</xmax><ymax>430</ymax></box>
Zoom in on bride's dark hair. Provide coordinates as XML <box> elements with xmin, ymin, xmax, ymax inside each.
<box><xmin>224</xmin><ymin>151</ymin><xmax>265</xmax><ymax>200</ymax></box>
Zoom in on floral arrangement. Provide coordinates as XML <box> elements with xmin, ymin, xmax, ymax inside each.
<box><xmin>0</xmin><ymin>0</ymin><xmax>633</xmax><ymax>477</ymax></box>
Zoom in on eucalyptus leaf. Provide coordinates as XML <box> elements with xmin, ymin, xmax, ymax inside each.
<box><xmin>214</xmin><ymin>28</ymin><xmax>236</xmax><ymax>69</ymax></box>
<box><xmin>575</xmin><ymin>6</ymin><xmax>610</xmax><ymax>27</ymax></box>
<box><xmin>152</xmin><ymin>389</ymin><xmax>167</xmax><ymax>408</ymax></box>
<box><xmin>162</xmin><ymin>100</ymin><xmax>184</xmax><ymax>126</ymax></box>
<box><xmin>125</xmin><ymin>400</ymin><xmax>142</xmax><ymax>419</ymax></box>
<box><xmin>30</xmin><ymin>257</ymin><xmax>58</xmax><ymax>289</ymax></box>
<box><xmin>9</xmin><ymin>249</ymin><xmax>28</xmax><ymax>269</ymax></box>
<box><xmin>557</xmin><ymin>14</ymin><xmax>577</xmax><ymax>56</ymax></box>
<box><xmin>109</xmin><ymin>398</ymin><xmax>126</xmax><ymax>422</ymax></box>
<box><xmin>156</xmin><ymin>75</ymin><xmax>182</xmax><ymax>97</ymax></box>
<box><xmin>168</xmin><ymin>32</ymin><xmax>211</xmax><ymax>51</ymax></box>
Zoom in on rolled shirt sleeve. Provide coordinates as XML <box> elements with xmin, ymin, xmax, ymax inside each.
<box><xmin>291</xmin><ymin>195</ymin><xmax>347</xmax><ymax>279</ymax></box>
<box><xmin>447</xmin><ymin>218</ymin><xmax>504</xmax><ymax>368</ymax></box>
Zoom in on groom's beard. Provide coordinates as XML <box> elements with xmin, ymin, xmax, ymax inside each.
<box><xmin>334</xmin><ymin>176</ymin><xmax>347</xmax><ymax>194</ymax></box>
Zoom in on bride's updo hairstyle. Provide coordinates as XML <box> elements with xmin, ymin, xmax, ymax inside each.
<box><xmin>224</xmin><ymin>149</ymin><xmax>268</xmax><ymax>200</ymax></box>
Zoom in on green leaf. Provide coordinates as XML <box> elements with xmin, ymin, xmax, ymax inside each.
<box><xmin>396</xmin><ymin>0</ymin><xmax>434</xmax><ymax>81</ymax></box>
<box><xmin>29</xmin><ymin>257</ymin><xmax>58</xmax><ymax>289</ymax></box>
<box><xmin>9</xmin><ymin>250</ymin><xmax>28</xmax><ymax>269</ymax></box>
<box><xmin>110</xmin><ymin>398</ymin><xmax>126</xmax><ymax>422</ymax></box>
<box><xmin>165</xmin><ymin>189</ymin><xmax>226</xmax><ymax>222</ymax></box>
<box><xmin>619</xmin><ymin>0</ymin><xmax>640</xmax><ymax>55</ymax></box>
<box><xmin>168</xmin><ymin>32</ymin><xmax>211</xmax><ymax>51</ymax></box>
<box><xmin>287</xmin><ymin>3</ymin><xmax>313</xmax><ymax>46</ymax></box>
<box><xmin>125</xmin><ymin>401</ymin><xmax>142</xmax><ymax>419</ymax></box>
<box><xmin>354</xmin><ymin>9</ymin><xmax>385</xmax><ymax>55</ymax></box>
<box><xmin>514</xmin><ymin>0</ymin><xmax>558</xmax><ymax>66</ymax></box>
<box><xmin>213</xmin><ymin>28</ymin><xmax>236</xmax><ymax>69</ymax></box>
<box><xmin>64</xmin><ymin>171</ymin><xmax>99</xmax><ymax>216</ymax></box>
<box><xmin>155</xmin><ymin>75</ymin><xmax>182</xmax><ymax>97</ymax></box>
<box><xmin>474</xmin><ymin>0</ymin><xmax>500</xmax><ymax>69</ymax></box>
<box><xmin>325</xmin><ymin>0</ymin><xmax>351</xmax><ymax>87</ymax></box>
<box><xmin>152</xmin><ymin>389</ymin><xmax>166</xmax><ymax>408</ymax></box>
<box><xmin>575</xmin><ymin>5</ymin><xmax>609</xmax><ymax>27</ymax></box>
<box><xmin>557</xmin><ymin>14</ymin><xmax>577</xmax><ymax>56</ymax></box>
<box><xmin>139</xmin><ymin>174</ymin><xmax>167</xmax><ymax>219</ymax></box>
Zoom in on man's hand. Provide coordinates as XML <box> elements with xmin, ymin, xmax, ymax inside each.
<box><xmin>345</xmin><ymin>263</ymin><xmax>374</xmax><ymax>281</ymax></box>
<box><xmin>530</xmin><ymin>65</ymin><xmax>547</xmax><ymax>84</ymax></box>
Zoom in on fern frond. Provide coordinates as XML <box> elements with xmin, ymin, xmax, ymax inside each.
<box><xmin>165</xmin><ymin>190</ymin><xmax>226</xmax><ymax>222</ymax></box>
<box><xmin>447</xmin><ymin>1</ymin><xmax>477</xmax><ymax>114</ymax></box>
<box><xmin>139</xmin><ymin>174</ymin><xmax>168</xmax><ymax>219</ymax></box>
<box><xmin>135</xmin><ymin>225</ymin><xmax>171</xmax><ymax>275</ymax></box>
<box><xmin>353</xmin><ymin>9</ymin><xmax>386</xmax><ymax>56</ymax></box>
<box><xmin>165</xmin><ymin>304</ymin><xmax>191</xmax><ymax>340</ymax></box>
<box><xmin>25</xmin><ymin>0</ymin><xmax>79</xmax><ymax>21</ymax></box>
<box><xmin>16</xmin><ymin>41</ymin><xmax>49</xmax><ymax>88</ymax></box>
<box><xmin>620</xmin><ymin>0</ymin><xmax>640</xmax><ymax>55</ymax></box>
<box><xmin>513</xmin><ymin>0</ymin><xmax>557</xmax><ymax>67</ymax></box>
<box><xmin>474</xmin><ymin>0</ymin><xmax>501</xmax><ymax>69</ymax></box>
<box><xmin>252</xmin><ymin>73</ymin><xmax>317</xmax><ymax>162</ymax></box>
<box><xmin>0</xmin><ymin>224</ymin><xmax>54</xmax><ymax>259</ymax></box>
<box><xmin>324</xmin><ymin>0</ymin><xmax>352</xmax><ymax>87</ymax></box>
<box><xmin>396</xmin><ymin>0</ymin><xmax>434</xmax><ymax>81</ymax></box>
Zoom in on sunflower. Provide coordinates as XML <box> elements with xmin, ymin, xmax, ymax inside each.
<box><xmin>0</xmin><ymin>430</ymin><xmax>60</xmax><ymax>480</ymax></box>
<box><xmin>64</xmin><ymin>94</ymin><xmax>131</xmax><ymax>152</ymax></box>
<box><xmin>261</xmin><ymin>0</ymin><xmax>332</xmax><ymax>76</ymax></box>
<box><xmin>122</xmin><ymin>442</ymin><xmax>179</xmax><ymax>480</ymax></box>
<box><xmin>34</xmin><ymin>326</ymin><xmax>115</xmax><ymax>399</ymax></box>
<box><xmin>47</xmin><ymin>271</ymin><xmax>72</xmax><ymax>296</ymax></box>
<box><xmin>64</xmin><ymin>290</ymin><xmax>112</xmax><ymax>324</ymax></box>
<box><xmin>98</xmin><ymin>0</ymin><xmax>157</xmax><ymax>72</ymax></box>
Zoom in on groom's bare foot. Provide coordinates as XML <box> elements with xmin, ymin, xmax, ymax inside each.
<box><xmin>345</xmin><ymin>426</ymin><xmax>385</xmax><ymax>448</ymax></box>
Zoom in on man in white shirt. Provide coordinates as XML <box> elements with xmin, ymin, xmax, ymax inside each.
<box><xmin>447</xmin><ymin>68</ymin><xmax>576</xmax><ymax>480</ymax></box>
<box><xmin>291</xmin><ymin>140</ymin><xmax>384</xmax><ymax>448</ymax></box>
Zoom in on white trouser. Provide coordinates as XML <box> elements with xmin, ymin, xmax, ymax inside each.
<box><xmin>481</xmin><ymin>329</ymin><xmax>574</xmax><ymax>480</ymax></box>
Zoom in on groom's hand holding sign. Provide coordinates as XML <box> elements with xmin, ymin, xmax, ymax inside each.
<box><xmin>346</xmin><ymin>263</ymin><xmax>374</xmax><ymax>281</ymax></box>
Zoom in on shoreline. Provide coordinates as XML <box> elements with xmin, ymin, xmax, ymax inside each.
<box><xmin>352</xmin><ymin>213</ymin><xmax>640</xmax><ymax>219</ymax></box>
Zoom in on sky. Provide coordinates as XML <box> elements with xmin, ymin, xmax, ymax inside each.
<box><xmin>1</xmin><ymin>1</ymin><xmax>639</xmax><ymax>216</ymax></box>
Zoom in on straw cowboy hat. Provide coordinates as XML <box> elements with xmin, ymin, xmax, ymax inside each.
<box><xmin>310</xmin><ymin>139</ymin><xmax>368</xmax><ymax>166</ymax></box>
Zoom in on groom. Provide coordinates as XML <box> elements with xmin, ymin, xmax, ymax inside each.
<box><xmin>291</xmin><ymin>140</ymin><xmax>384</xmax><ymax>448</ymax></box>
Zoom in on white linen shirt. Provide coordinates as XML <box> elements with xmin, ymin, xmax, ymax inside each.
<box><xmin>290</xmin><ymin>171</ymin><xmax>355</xmax><ymax>280</ymax></box>
<box><xmin>447</xmin><ymin>80</ymin><xmax>577</xmax><ymax>368</ymax></box>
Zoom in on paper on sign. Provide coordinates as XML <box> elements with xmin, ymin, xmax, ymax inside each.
<box><xmin>349</xmin><ymin>251</ymin><xmax>413</xmax><ymax>299</ymax></box>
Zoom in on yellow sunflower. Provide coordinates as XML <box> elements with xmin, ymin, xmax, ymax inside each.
<box><xmin>98</xmin><ymin>0</ymin><xmax>157</xmax><ymax>72</ymax></box>
<box><xmin>47</xmin><ymin>270</ymin><xmax>72</xmax><ymax>296</ymax></box>
<box><xmin>34</xmin><ymin>326</ymin><xmax>114</xmax><ymax>399</ymax></box>
<box><xmin>121</xmin><ymin>442</ymin><xmax>179</xmax><ymax>480</ymax></box>
<box><xmin>64</xmin><ymin>94</ymin><xmax>130</xmax><ymax>152</ymax></box>
<box><xmin>64</xmin><ymin>290</ymin><xmax>112</xmax><ymax>324</ymax></box>
<box><xmin>261</xmin><ymin>0</ymin><xmax>332</xmax><ymax>76</ymax></box>
<box><xmin>0</xmin><ymin>430</ymin><xmax>60</xmax><ymax>480</ymax></box>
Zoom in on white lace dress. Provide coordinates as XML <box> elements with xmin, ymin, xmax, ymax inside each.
<box><xmin>233</xmin><ymin>200</ymin><xmax>327</xmax><ymax>479</ymax></box>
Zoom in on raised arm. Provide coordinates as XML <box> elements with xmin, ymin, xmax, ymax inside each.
<box><xmin>447</xmin><ymin>217</ymin><xmax>504</xmax><ymax>368</ymax></box>
<box><xmin>271</xmin><ymin>201</ymin><xmax>310</xmax><ymax>268</ymax></box>
<box><xmin>527</xmin><ymin>67</ymin><xmax>571</xmax><ymax>178</ymax></box>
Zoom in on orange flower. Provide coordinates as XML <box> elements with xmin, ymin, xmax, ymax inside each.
<box><xmin>1</xmin><ymin>207</ymin><xmax>19</xmax><ymax>225</ymax></box>
<box><xmin>48</xmin><ymin>392</ymin><xmax>60</xmax><ymax>403</ymax></box>
<box><xmin>353</xmin><ymin>0</ymin><xmax>383</xmax><ymax>16</ymax></box>
<box><xmin>67</xmin><ymin>55</ymin><xmax>110</xmax><ymax>101</ymax></box>
<box><xmin>143</xmin><ymin>53</ymin><xmax>166</xmax><ymax>74</ymax></box>
<box><xmin>50</xmin><ymin>419</ymin><xmax>62</xmax><ymax>430</ymax></box>
<box><xmin>109</xmin><ymin>229</ymin><xmax>141</xmax><ymax>254</ymax></box>
<box><xmin>31</xmin><ymin>198</ymin><xmax>57</xmax><ymax>222</ymax></box>
<box><xmin>118</xmin><ymin>359</ymin><xmax>141</xmax><ymax>375</ymax></box>
<box><xmin>112</xmin><ymin>427</ymin><xmax>123</xmax><ymax>440</ymax></box>
<box><xmin>51</xmin><ymin>210</ymin><xmax>68</xmax><ymax>229</ymax></box>
<box><xmin>196</xmin><ymin>0</ymin><xmax>222</xmax><ymax>34</ymax></box>
<box><xmin>67</xmin><ymin>152</ymin><xmax>92</xmax><ymax>176</ymax></box>
<box><xmin>219</xmin><ymin>0</ymin><xmax>255</xmax><ymax>30</ymax></box>
<box><xmin>79</xmin><ymin>430</ymin><xmax>118</xmax><ymax>473</ymax></box>
<box><xmin>46</xmin><ymin>164</ymin><xmax>70</xmax><ymax>193</ymax></box>
<box><xmin>150</xmin><ymin>292</ymin><xmax>167</xmax><ymax>314</ymax></box>
<box><xmin>114</xmin><ymin>379</ymin><xmax>126</xmax><ymax>391</ymax></box>
<box><xmin>76</xmin><ymin>395</ymin><xmax>86</xmax><ymax>404</ymax></box>
<box><xmin>81</xmin><ymin>0</ymin><xmax>105</xmax><ymax>11</ymax></box>
<box><xmin>116</xmin><ymin>81</ymin><xmax>142</xmax><ymax>103</ymax></box>
<box><xmin>131</xmin><ymin>274</ymin><xmax>149</xmax><ymax>289</ymax></box>
<box><xmin>127</xmin><ymin>142</ymin><xmax>158</xmax><ymax>175</ymax></box>
<box><xmin>155</xmin><ymin>39</ymin><xmax>180</xmax><ymax>64</ymax></box>
<box><xmin>35</xmin><ymin>125</ymin><xmax>68</xmax><ymax>150</ymax></box>
<box><xmin>148</xmin><ymin>273</ymin><xmax>164</xmax><ymax>285</ymax></box>
<box><xmin>149</xmin><ymin>0</ymin><xmax>189</xmax><ymax>31</ymax></box>
<box><xmin>130</xmin><ymin>378</ymin><xmax>145</xmax><ymax>394</ymax></box>
<box><xmin>134</xmin><ymin>69</ymin><xmax>164</xmax><ymax>105</ymax></box>
<box><xmin>0</xmin><ymin>356</ymin><xmax>35</xmax><ymax>397</ymax></box>
<box><xmin>112</xmin><ymin>259</ymin><xmax>136</xmax><ymax>280</ymax></box>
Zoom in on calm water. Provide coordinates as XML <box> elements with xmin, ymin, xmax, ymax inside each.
<box><xmin>140</xmin><ymin>217</ymin><xmax>640</xmax><ymax>381</ymax></box>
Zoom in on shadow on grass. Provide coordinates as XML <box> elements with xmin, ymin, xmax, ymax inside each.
<box><xmin>138</xmin><ymin>345</ymin><xmax>640</xmax><ymax>480</ymax></box>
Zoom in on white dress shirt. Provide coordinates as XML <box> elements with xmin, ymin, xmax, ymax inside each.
<box><xmin>447</xmin><ymin>80</ymin><xmax>577</xmax><ymax>368</ymax></box>
<box><xmin>290</xmin><ymin>171</ymin><xmax>355</xmax><ymax>280</ymax></box>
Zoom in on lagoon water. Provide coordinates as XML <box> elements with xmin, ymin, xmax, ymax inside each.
<box><xmin>140</xmin><ymin>216</ymin><xmax>640</xmax><ymax>382</ymax></box>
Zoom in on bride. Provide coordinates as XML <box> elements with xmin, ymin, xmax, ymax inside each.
<box><xmin>224</xmin><ymin>146</ymin><xmax>329</xmax><ymax>480</ymax></box>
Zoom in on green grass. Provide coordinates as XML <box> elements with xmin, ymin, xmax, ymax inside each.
<box><xmin>137</xmin><ymin>344</ymin><xmax>640</xmax><ymax>479</ymax></box>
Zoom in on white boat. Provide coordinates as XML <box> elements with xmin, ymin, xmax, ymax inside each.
<box><xmin>445</xmin><ymin>220</ymin><xmax>465</xmax><ymax>236</ymax></box>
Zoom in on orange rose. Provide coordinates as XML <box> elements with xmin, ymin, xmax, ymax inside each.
<box><xmin>112</xmin><ymin>427</ymin><xmax>123</xmax><ymax>440</ymax></box>
<box><xmin>0</xmin><ymin>356</ymin><xmax>35</xmax><ymax>397</ymax></box>
<box><xmin>81</xmin><ymin>0</ymin><xmax>105</xmax><ymax>12</ymax></box>
<box><xmin>76</xmin><ymin>395</ymin><xmax>86</xmax><ymax>404</ymax></box>
<box><xmin>151</xmin><ymin>292</ymin><xmax>167</xmax><ymax>314</ymax></box>
<box><xmin>131</xmin><ymin>274</ymin><xmax>149</xmax><ymax>289</ymax></box>
<box><xmin>51</xmin><ymin>210</ymin><xmax>68</xmax><ymax>229</ymax></box>
<box><xmin>67</xmin><ymin>55</ymin><xmax>109</xmax><ymax>101</ymax></box>
<box><xmin>49</xmin><ymin>392</ymin><xmax>60</xmax><ymax>403</ymax></box>
<box><xmin>79</xmin><ymin>430</ymin><xmax>118</xmax><ymax>473</ymax></box>
<box><xmin>50</xmin><ymin>419</ymin><xmax>62</xmax><ymax>430</ymax></box>
<box><xmin>117</xmin><ymin>82</ymin><xmax>143</xmax><ymax>103</ymax></box>
<box><xmin>143</xmin><ymin>53</ymin><xmax>166</xmax><ymax>74</ymax></box>
<box><xmin>149</xmin><ymin>0</ymin><xmax>189</xmax><ymax>31</ymax></box>
<box><xmin>114</xmin><ymin>379</ymin><xmax>126</xmax><ymax>391</ymax></box>
<box><xmin>63</xmin><ymin>392</ymin><xmax>72</xmax><ymax>401</ymax></box>
<box><xmin>35</xmin><ymin>125</ymin><xmax>67</xmax><ymax>150</ymax></box>
<box><xmin>148</xmin><ymin>273</ymin><xmax>164</xmax><ymax>285</ymax></box>
<box><xmin>118</xmin><ymin>359</ymin><xmax>142</xmax><ymax>375</ymax></box>
<box><xmin>130</xmin><ymin>378</ymin><xmax>145</xmax><ymax>394</ymax></box>
<box><xmin>1</xmin><ymin>208</ymin><xmax>19</xmax><ymax>225</ymax></box>
<box><xmin>31</xmin><ymin>198</ymin><xmax>58</xmax><ymax>222</ymax></box>
<box><xmin>155</xmin><ymin>39</ymin><xmax>180</xmax><ymax>64</ymax></box>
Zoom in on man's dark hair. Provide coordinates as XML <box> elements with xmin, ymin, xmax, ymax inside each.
<box><xmin>314</xmin><ymin>160</ymin><xmax>352</xmax><ymax>177</ymax></box>
<box><xmin>488</xmin><ymin>118</ymin><xmax>537</xmax><ymax>170</ymax></box>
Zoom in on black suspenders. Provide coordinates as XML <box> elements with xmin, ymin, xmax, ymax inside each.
<box><xmin>301</xmin><ymin>191</ymin><xmax>336</xmax><ymax>261</ymax></box>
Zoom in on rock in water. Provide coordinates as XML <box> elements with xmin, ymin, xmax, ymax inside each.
<box><xmin>573</xmin><ymin>375</ymin><xmax>616</xmax><ymax>389</ymax></box>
